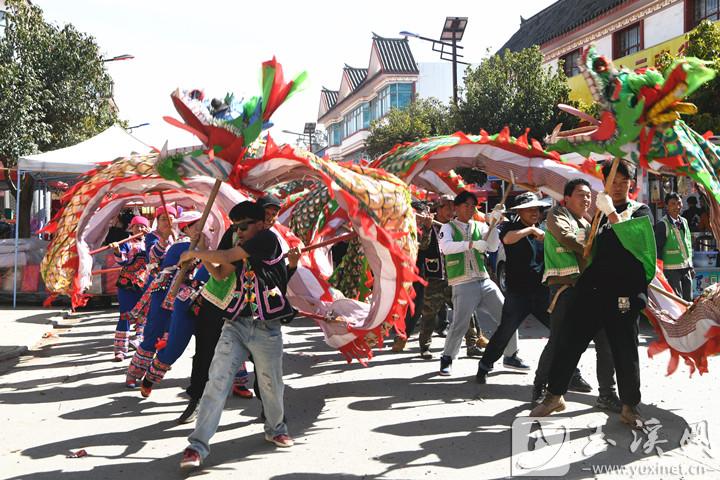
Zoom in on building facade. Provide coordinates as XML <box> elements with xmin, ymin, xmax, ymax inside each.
<box><xmin>318</xmin><ymin>34</ymin><xmax>454</xmax><ymax>162</ymax></box>
<box><xmin>501</xmin><ymin>0</ymin><xmax>717</xmax><ymax>103</ymax></box>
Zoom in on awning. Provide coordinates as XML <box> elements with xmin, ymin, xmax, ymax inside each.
<box><xmin>18</xmin><ymin>125</ymin><xmax>151</xmax><ymax>174</ymax></box>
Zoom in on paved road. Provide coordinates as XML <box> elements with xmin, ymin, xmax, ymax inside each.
<box><xmin>1</xmin><ymin>309</ymin><xmax>719</xmax><ymax>479</ymax></box>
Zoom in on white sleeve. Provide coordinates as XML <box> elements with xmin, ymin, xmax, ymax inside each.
<box><xmin>477</xmin><ymin>222</ymin><xmax>501</xmax><ymax>253</ymax></box>
<box><xmin>438</xmin><ymin>223</ymin><xmax>471</xmax><ymax>255</ymax></box>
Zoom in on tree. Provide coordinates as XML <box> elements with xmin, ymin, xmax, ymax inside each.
<box><xmin>680</xmin><ymin>20</ymin><xmax>720</xmax><ymax>134</ymax></box>
<box><xmin>453</xmin><ymin>46</ymin><xmax>579</xmax><ymax>141</ymax></box>
<box><xmin>654</xmin><ymin>20</ymin><xmax>720</xmax><ymax>133</ymax></box>
<box><xmin>365</xmin><ymin>98</ymin><xmax>453</xmax><ymax>158</ymax></box>
<box><xmin>0</xmin><ymin>0</ymin><xmax>119</xmax><ymax>237</ymax></box>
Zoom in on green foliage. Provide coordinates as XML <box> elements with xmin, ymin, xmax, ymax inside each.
<box><xmin>365</xmin><ymin>98</ymin><xmax>453</xmax><ymax>158</ymax></box>
<box><xmin>0</xmin><ymin>0</ymin><xmax>119</xmax><ymax>236</ymax></box>
<box><xmin>683</xmin><ymin>20</ymin><xmax>720</xmax><ymax>133</ymax></box>
<box><xmin>0</xmin><ymin>0</ymin><xmax>118</xmax><ymax>167</ymax></box>
<box><xmin>453</xmin><ymin>46</ymin><xmax>579</xmax><ymax>140</ymax></box>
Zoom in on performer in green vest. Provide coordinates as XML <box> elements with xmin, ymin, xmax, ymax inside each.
<box><xmin>531</xmin><ymin>179</ymin><xmax>620</xmax><ymax>412</ymax></box>
<box><xmin>532</xmin><ymin>160</ymin><xmax>656</xmax><ymax>429</ymax></box>
<box><xmin>654</xmin><ymin>192</ymin><xmax>694</xmax><ymax>301</ymax></box>
<box><xmin>437</xmin><ymin>190</ymin><xmax>517</xmax><ymax>376</ymax></box>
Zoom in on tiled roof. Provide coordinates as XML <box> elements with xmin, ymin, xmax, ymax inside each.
<box><xmin>499</xmin><ymin>0</ymin><xmax>629</xmax><ymax>53</ymax></box>
<box><xmin>372</xmin><ymin>33</ymin><xmax>419</xmax><ymax>73</ymax></box>
<box><xmin>321</xmin><ymin>87</ymin><xmax>338</xmax><ymax>110</ymax></box>
<box><xmin>343</xmin><ymin>65</ymin><xmax>368</xmax><ymax>91</ymax></box>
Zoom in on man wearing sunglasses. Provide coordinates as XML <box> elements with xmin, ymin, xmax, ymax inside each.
<box><xmin>179</xmin><ymin>201</ymin><xmax>298</xmax><ymax>470</ymax></box>
<box><xmin>176</xmin><ymin>202</ymin><xmax>260</xmax><ymax>424</ymax></box>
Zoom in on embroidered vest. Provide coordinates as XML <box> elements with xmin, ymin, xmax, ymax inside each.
<box><xmin>444</xmin><ymin>220</ymin><xmax>486</xmax><ymax>282</ymax></box>
<box><xmin>542</xmin><ymin>228</ymin><xmax>581</xmax><ymax>283</ymax></box>
<box><xmin>116</xmin><ymin>242</ymin><xmax>148</xmax><ymax>292</ymax></box>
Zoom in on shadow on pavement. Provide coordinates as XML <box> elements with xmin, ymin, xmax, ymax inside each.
<box><xmin>2</xmin><ymin>315</ymin><xmax>696</xmax><ymax>479</ymax></box>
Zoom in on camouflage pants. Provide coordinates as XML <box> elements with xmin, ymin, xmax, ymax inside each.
<box><xmin>418</xmin><ymin>278</ymin><xmax>478</xmax><ymax>351</ymax></box>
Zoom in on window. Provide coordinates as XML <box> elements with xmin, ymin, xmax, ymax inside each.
<box><xmin>374</xmin><ymin>83</ymin><xmax>414</xmax><ymax>118</ymax></box>
<box><xmin>329</xmin><ymin>123</ymin><xmax>342</xmax><ymax>146</ymax></box>
<box><xmin>613</xmin><ymin>22</ymin><xmax>643</xmax><ymax>59</ymax></box>
<box><xmin>344</xmin><ymin>105</ymin><xmax>364</xmax><ymax>137</ymax></box>
<box><xmin>369</xmin><ymin>98</ymin><xmax>379</xmax><ymax>123</ymax></box>
<box><xmin>690</xmin><ymin>0</ymin><xmax>720</xmax><ymax>28</ymax></box>
<box><xmin>362</xmin><ymin>103</ymin><xmax>370</xmax><ymax>129</ymax></box>
<box><xmin>560</xmin><ymin>49</ymin><xmax>582</xmax><ymax>77</ymax></box>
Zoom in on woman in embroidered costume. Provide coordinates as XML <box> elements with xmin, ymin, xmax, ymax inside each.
<box><xmin>129</xmin><ymin>205</ymin><xmax>178</xmax><ymax>345</ymax></box>
<box><xmin>137</xmin><ymin>211</ymin><xmax>214</xmax><ymax>397</ymax></box>
<box><xmin>111</xmin><ymin>215</ymin><xmax>151</xmax><ymax>361</ymax></box>
<box><xmin>125</xmin><ymin>210</ymin><xmax>197</xmax><ymax>388</ymax></box>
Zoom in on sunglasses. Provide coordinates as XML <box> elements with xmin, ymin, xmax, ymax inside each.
<box><xmin>232</xmin><ymin>220</ymin><xmax>260</xmax><ymax>232</ymax></box>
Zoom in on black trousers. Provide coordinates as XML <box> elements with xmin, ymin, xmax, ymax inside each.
<box><xmin>664</xmin><ymin>268</ymin><xmax>694</xmax><ymax>302</ymax></box>
<box><xmin>547</xmin><ymin>283</ymin><xmax>641</xmax><ymax>406</ymax></box>
<box><xmin>534</xmin><ymin>285</ymin><xmax>616</xmax><ymax>395</ymax></box>
<box><xmin>187</xmin><ymin>301</ymin><xmax>225</xmax><ymax>402</ymax></box>
<box><xmin>479</xmin><ymin>285</ymin><xmax>551</xmax><ymax>369</ymax></box>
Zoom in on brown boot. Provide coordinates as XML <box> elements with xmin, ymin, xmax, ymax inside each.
<box><xmin>529</xmin><ymin>394</ymin><xmax>566</xmax><ymax>417</ymax></box>
<box><xmin>476</xmin><ymin>334</ymin><xmax>489</xmax><ymax>349</ymax></box>
<box><xmin>391</xmin><ymin>337</ymin><xmax>407</xmax><ymax>352</ymax></box>
<box><xmin>620</xmin><ymin>405</ymin><xmax>645</xmax><ymax>430</ymax></box>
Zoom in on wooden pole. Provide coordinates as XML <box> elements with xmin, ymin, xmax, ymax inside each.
<box><xmin>484</xmin><ymin>171</ymin><xmax>515</xmax><ymax>241</ymax></box>
<box><xmin>583</xmin><ymin>157</ymin><xmax>620</xmax><ymax>258</ymax></box>
<box><xmin>89</xmin><ymin>231</ymin><xmax>145</xmax><ymax>255</ymax></box>
<box><xmin>649</xmin><ymin>283</ymin><xmax>693</xmax><ymax>307</ymax></box>
<box><xmin>158</xmin><ymin>191</ymin><xmax>173</xmax><ymax>229</ymax></box>
<box><xmin>296</xmin><ymin>232</ymin><xmax>357</xmax><ymax>255</ymax></box>
<box><xmin>166</xmin><ymin>179</ymin><xmax>223</xmax><ymax>299</ymax></box>
<box><xmin>91</xmin><ymin>267</ymin><xmax>121</xmax><ymax>276</ymax></box>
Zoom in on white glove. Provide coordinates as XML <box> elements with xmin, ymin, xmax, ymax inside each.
<box><xmin>488</xmin><ymin>207</ymin><xmax>504</xmax><ymax>225</ymax></box>
<box><xmin>472</xmin><ymin>240</ymin><xmax>489</xmax><ymax>253</ymax></box>
<box><xmin>595</xmin><ymin>192</ymin><xmax>616</xmax><ymax>216</ymax></box>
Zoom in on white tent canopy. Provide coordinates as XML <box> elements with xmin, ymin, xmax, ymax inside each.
<box><xmin>18</xmin><ymin>125</ymin><xmax>151</xmax><ymax>174</ymax></box>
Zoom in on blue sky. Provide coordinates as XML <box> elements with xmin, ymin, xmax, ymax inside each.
<box><xmin>35</xmin><ymin>0</ymin><xmax>556</xmax><ymax>149</ymax></box>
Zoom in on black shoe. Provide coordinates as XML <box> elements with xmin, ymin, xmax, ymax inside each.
<box><xmin>466</xmin><ymin>345</ymin><xmax>483</xmax><ymax>357</ymax></box>
<box><xmin>177</xmin><ymin>400</ymin><xmax>199</xmax><ymax>424</ymax></box>
<box><xmin>568</xmin><ymin>373</ymin><xmax>593</xmax><ymax>393</ymax></box>
<box><xmin>531</xmin><ymin>384</ymin><xmax>546</xmax><ymax>406</ymax></box>
<box><xmin>476</xmin><ymin>364</ymin><xmax>489</xmax><ymax>384</ymax></box>
<box><xmin>419</xmin><ymin>348</ymin><xmax>433</xmax><ymax>360</ymax></box>
<box><xmin>436</xmin><ymin>327</ymin><xmax>449</xmax><ymax>338</ymax></box>
<box><xmin>503</xmin><ymin>353</ymin><xmax>530</xmax><ymax>371</ymax></box>
<box><xmin>595</xmin><ymin>392</ymin><xmax>623</xmax><ymax>413</ymax></box>
<box><xmin>439</xmin><ymin>355</ymin><xmax>452</xmax><ymax>376</ymax></box>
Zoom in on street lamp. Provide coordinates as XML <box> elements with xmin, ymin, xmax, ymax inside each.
<box><xmin>400</xmin><ymin>16</ymin><xmax>469</xmax><ymax>104</ymax></box>
<box><xmin>282</xmin><ymin>124</ymin><xmax>317</xmax><ymax>152</ymax></box>
<box><xmin>102</xmin><ymin>54</ymin><xmax>135</xmax><ymax>63</ymax></box>
<box><xmin>304</xmin><ymin>122</ymin><xmax>316</xmax><ymax>152</ymax></box>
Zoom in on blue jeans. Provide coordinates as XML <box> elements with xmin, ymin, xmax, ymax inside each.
<box><xmin>188</xmin><ymin>317</ymin><xmax>287</xmax><ymax>459</ymax></box>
